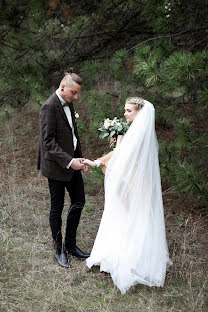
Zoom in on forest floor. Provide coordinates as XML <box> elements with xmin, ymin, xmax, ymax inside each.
<box><xmin>0</xmin><ymin>104</ymin><xmax>207</xmax><ymax>312</ymax></box>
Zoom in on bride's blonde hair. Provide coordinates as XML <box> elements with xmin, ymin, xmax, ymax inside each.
<box><xmin>126</xmin><ymin>97</ymin><xmax>145</xmax><ymax>110</ymax></box>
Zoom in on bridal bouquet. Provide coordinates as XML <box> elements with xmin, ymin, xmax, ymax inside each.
<box><xmin>98</xmin><ymin>117</ymin><xmax>129</xmax><ymax>147</ymax></box>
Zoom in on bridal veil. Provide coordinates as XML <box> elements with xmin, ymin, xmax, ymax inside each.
<box><xmin>86</xmin><ymin>100</ymin><xmax>172</xmax><ymax>294</ymax></box>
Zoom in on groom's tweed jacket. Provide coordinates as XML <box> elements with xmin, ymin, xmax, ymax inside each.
<box><xmin>37</xmin><ymin>92</ymin><xmax>82</xmax><ymax>181</ymax></box>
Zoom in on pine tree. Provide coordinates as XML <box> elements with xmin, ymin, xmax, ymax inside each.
<box><xmin>0</xmin><ymin>0</ymin><xmax>207</xmax><ymax>210</ymax></box>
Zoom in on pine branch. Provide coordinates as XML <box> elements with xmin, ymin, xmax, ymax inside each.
<box><xmin>34</xmin><ymin>59</ymin><xmax>47</xmax><ymax>69</ymax></box>
<box><xmin>0</xmin><ymin>40</ymin><xmax>23</xmax><ymax>51</ymax></box>
<box><xmin>128</xmin><ymin>26</ymin><xmax>208</xmax><ymax>51</ymax></box>
<box><xmin>188</xmin><ymin>38</ymin><xmax>208</xmax><ymax>51</ymax></box>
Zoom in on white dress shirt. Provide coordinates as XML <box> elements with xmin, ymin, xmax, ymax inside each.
<box><xmin>56</xmin><ymin>90</ymin><xmax>77</xmax><ymax>168</ymax></box>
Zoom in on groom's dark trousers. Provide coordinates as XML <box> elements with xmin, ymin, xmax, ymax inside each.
<box><xmin>48</xmin><ymin>169</ymin><xmax>85</xmax><ymax>251</ymax></box>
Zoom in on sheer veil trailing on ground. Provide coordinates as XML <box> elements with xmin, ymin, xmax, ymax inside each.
<box><xmin>86</xmin><ymin>100</ymin><xmax>172</xmax><ymax>294</ymax></box>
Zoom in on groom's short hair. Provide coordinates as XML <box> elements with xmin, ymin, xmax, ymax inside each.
<box><xmin>60</xmin><ymin>69</ymin><xmax>83</xmax><ymax>87</ymax></box>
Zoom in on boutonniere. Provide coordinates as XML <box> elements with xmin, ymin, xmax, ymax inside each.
<box><xmin>75</xmin><ymin>111</ymin><xmax>79</xmax><ymax>119</ymax></box>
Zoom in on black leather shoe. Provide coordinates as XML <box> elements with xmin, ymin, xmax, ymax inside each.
<box><xmin>54</xmin><ymin>251</ymin><xmax>69</xmax><ymax>268</ymax></box>
<box><xmin>65</xmin><ymin>246</ymin><xmax>90</xmax><ymax>259</ymax></box>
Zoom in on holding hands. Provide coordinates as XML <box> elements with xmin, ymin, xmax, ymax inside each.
<box><xmin>83</xmin><ymin>159</ymin><xmax>96</xmax><ymax>167</ymax></box>
<box><xmin>71</xmin><ymin>158</ymin><xmax>98</xmax><ymax>172</ymax></box>
<box><xmin>71</xmin><ymin>158</ymin><xmax>89</xmax><ymax>172</ymax></box>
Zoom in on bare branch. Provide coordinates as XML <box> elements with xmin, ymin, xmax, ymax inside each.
<box><xmin>128</xmin><ymin>26</ymin><xmax>208</xmax><ymax>51</ymax></box>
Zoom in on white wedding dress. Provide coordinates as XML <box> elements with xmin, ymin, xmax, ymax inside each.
<box><xmin>86</xmin><ymin>100</ymin><xmax>172</xmax><ymax>294</ymax></box>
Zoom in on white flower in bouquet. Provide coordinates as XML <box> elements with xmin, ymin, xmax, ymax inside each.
<box><xmin>104</xmin><ymin>118</ymin><xmax>111</xmax><ymax>129</ymax></box>
<box><xmin>110</xmin><ymin>117</ymin><xmax>118</xmax><ymax>127</ymax></box>
<box><xmin>75</xmin><ymin>112</ymin><xmax>79</xmax><ymax>119</ymax></box>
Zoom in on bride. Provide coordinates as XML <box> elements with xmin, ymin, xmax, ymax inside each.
<box><xmin>84</xmin><ymin>97</ymin><xmax>172</xmax><ymax>294</ymax></box>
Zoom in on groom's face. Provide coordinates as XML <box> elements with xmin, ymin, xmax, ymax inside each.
<box><xmin>61</xmin><ymin>82</ymin><xmax>81</xmax><ymax>103</ymax></box>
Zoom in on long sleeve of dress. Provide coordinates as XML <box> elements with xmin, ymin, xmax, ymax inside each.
<box><xmin>96</xmin><ymin>135</ymin><xmax>124</xmax><ymax>174</ymax></box>
<box><xmin>98</xmin><ymin>151</ymin><xmax>114</xmax><ymax>174</ymax></box>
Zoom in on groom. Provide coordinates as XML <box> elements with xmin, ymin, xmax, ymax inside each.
<box><xmin>37</xmin><ymin>70</ymin><xmax>90</xmax><ymax>268</ymax></box>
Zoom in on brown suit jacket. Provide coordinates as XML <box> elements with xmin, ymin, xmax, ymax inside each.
<box><xmin>37</xmin><ymin>92</ymin><xmax>82</xmax><ymax>181</ymax></box>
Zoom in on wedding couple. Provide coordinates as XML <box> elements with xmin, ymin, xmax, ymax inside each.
<box><xmin>38</xmin><ymin>70</ymin><xmax>172</xmax><ymax>294</ymax></box>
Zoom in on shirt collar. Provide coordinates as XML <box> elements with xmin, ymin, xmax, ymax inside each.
<box><xmin>56</xmin><ymin>90</ymin><xmax>66</xmax><ymax>106</ymax></box>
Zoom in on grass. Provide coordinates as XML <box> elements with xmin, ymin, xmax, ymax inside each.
<box><xmin>0</xmin><ymin>107</ymin><xmax>207</xmax><ymax>311</ymax></box>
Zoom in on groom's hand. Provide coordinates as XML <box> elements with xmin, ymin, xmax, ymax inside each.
<box><xmin>71</xmin><ymin>158</ymin><xmax>85</xmax><ymax>170</ymax></box>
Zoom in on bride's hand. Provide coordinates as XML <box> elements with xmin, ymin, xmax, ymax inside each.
<box><xmin>83</xmin><ymin>159</ymin><xmax>96</xmax><ymax>167</ymax></box>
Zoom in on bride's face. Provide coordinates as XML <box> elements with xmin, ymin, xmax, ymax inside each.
<box><xmin>124</xmin><ymin>103</ymin><xmax>138</xmax><ymax>122</ymax></box>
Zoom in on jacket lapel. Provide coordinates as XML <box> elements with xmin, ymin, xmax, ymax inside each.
<box><xmin>69</xmin><ymin>102</ymin><xmax>79</xmax><ymax>137</ymax></box>
<box><xmin>69</xmin><ymin>103</ymin><xmax>76</xmax><ymax>127</ymax></box>
<box><xmin>54</xmin><ymin>93</ymin><xmax>71</xmax><ymax>129</ymax></box>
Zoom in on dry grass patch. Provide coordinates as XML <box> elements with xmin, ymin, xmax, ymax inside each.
<box><xmin>0</xmin><ymin>173</ymin><xmax>207</xmax><ymax>312</ymax></box>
